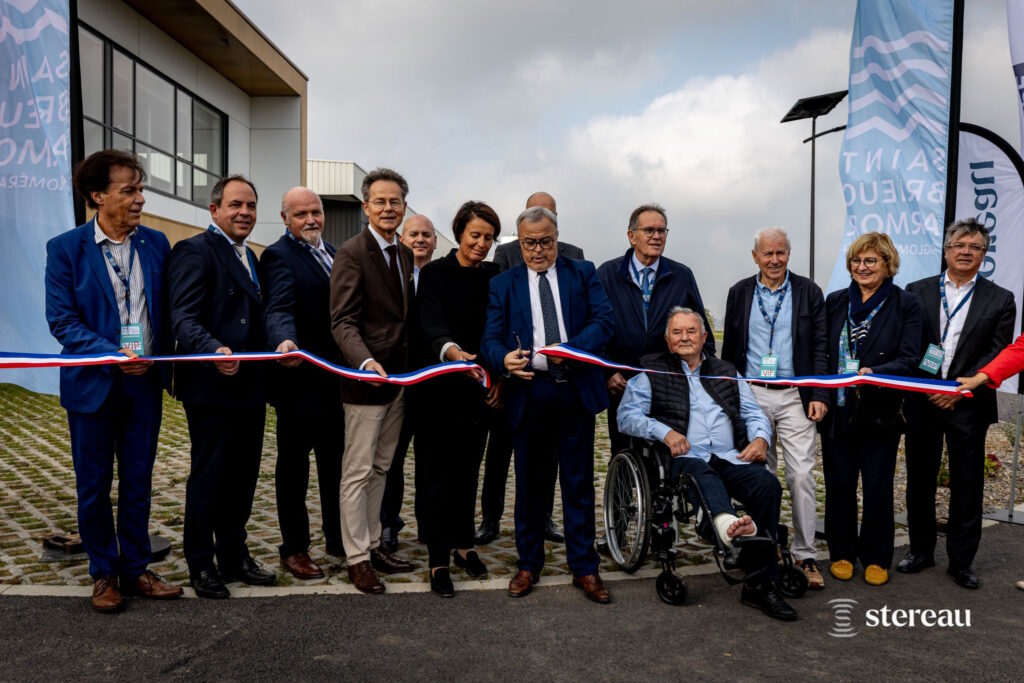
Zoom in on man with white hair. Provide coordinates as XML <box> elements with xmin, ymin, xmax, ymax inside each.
<box><xmin>721</xmin><ymin>227</ymin><xmax>829</xmax><ymax>590</ymax></box>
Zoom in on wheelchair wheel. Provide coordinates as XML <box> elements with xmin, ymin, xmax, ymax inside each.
<box><xmin>603</xmin><ymin>449</ymin><xmax>651</xmax><ymax>573</ymax></box>
<box><xmin>778</xmin><ymin>564</ymin><xmax>808</xmax><ymax>598</ymax></box>
<box><xmin>656</xmin><ymin>571</ymin><xmax>687</xmax><ymax>606</ymax></box>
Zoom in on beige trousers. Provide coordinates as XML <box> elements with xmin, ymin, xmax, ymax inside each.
<box><xmin>340</xmin><ymin>391</ymin><xmax>404</xmax><ymax>565</ymax></box>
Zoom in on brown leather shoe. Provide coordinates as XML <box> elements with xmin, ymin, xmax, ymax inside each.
<box><xmin>508</xmin><ymin>569</ymin><xmax>538</xmax><ymax>598</ymax></box>
<box><xmin>91</xmin><ymin>577</ymin><xmax>123</xmax><ymax>613</ymax></box>
<box><xmin>370</xmin><ymin>547</ymin><xmax>414</xmax><ymax>574</ymax></box>
<box><xmin>347</xmin><ymin>560</ymin><xmax>385</xmax><ymax>594</ymax></box>
<box><xmin>572</xmin><ymin>574</ymin><xmax>611</xmax><ymax>604</ymax></box>
<box><xmin>121</xmin><ymin>570</ymin><xmax>184</xmax><ymax>599</ymax></box>
<box><xmin>281</xmin><ymin>552</ymin><xmax>325</xmax><ymax>580</ymax></box>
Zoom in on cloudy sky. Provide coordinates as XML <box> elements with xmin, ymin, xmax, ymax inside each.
<box><xmin>235</xmin><ymin>0</ymin><xmax>1019</xmax><ymax>322</ymax></box>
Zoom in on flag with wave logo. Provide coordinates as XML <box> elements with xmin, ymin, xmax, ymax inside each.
<box><xmin>828</xmin><ymin>0</ymin><xmax>957</xmax><ymax>293</ymax></box>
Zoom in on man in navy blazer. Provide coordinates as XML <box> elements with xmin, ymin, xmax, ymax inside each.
<box><xmin>45</xmin><ymin>150</ymin><xmax>182</xmax><ymax>612</ymax></box>
<box><xmin>722</xmin><ymin>227</ymin><xmax>829</xmax><ymax>590</ymax></box>
<box><xmin>481</xmin><ymin>206</ymin><xmax>615</xmax><ymax>603</ymax></box>
<box><xmin>258</xmin><ymin>187</ymin><xmax>345</xmax><ymax>580</ymax></box>
<box><xmin>597</xmin><ymin>203</ymin><xmax>714</xmax><ymax>455</ymax></box>
<box><xmin>167</xmin><ymin>175</ymin><xmax>275</xmax><ymax>599</ymax></box>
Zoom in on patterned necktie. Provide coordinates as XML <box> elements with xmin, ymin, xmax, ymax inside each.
<box><xmin>312</xmin><ymin>247</ymin><xmax>332</xmax><ymax>276</ymax></box>
<box><xmin>538</xmin><ymin>270</ymin><xmax>566</xmax><ymax>380</ymax></box>
<box><xmin>640</xmin><ymin>266</ymin><xmax>653</xmax><ymax>328</ymax></box>
<box><xmin>233</xmin><ymin>243</ymin><xmax>258</xmax><ymax>289</ymax></box>
<box><xmin>385</xmin><ymin>244</ymin><xmax>402</xmax><ymax>292</ymax></box>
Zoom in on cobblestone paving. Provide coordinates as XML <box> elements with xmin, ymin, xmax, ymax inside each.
<box><xmin>1</xmin><ymin>383</ymin><xmax>1019</xmax><ymax>588</ymax></box>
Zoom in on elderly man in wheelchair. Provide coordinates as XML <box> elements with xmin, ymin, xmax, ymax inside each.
<box><xmin>610</xmin><ymin>306</ymin><xmax>802</xmax><ymax>620</ymax></box>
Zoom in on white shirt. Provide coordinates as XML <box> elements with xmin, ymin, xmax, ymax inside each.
<box><xmin>413</xmin><ymin>264</ymin><xmax>421</xmax><ymax>293</ymax></box>
<box><xmin>93</xmin><ymin>219</ymin><xmax>153</xmax><ymax>354</ymax></box>
<box><xmin>940</xmin><ymin>271</ymin><xmax>978</xmax><ymax>377</ymax></box>
<box><xmin>527</xmin><ymin>264</ymin><xmax>568</xmax><ymax>370</ymax></box>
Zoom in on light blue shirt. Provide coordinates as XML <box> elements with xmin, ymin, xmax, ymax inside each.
<box><xmin>617</xmin><ymin>359</ymin><xmax>772</xmax><ymax>466</ymax></box>
<box><xmin>745</xmin><ymin>271</ymin><xmax>794</xmax><ymax>378</ymax></box>
<box><xmin>629</xmin><ymin>253</ymin><xmax>660</xmax><ymax>288</ymax></box>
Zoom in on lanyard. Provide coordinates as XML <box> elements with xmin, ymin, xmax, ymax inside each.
<box><xmin>101</xmin><ymin>235</ymin><xmax>137</xmax><ymax>323</ymax></box>
<box><xmin>846</xmin><ymin>297</ymin><xmax>886</xmax><ymax>358</ymax></box>
<box><xmin>754</xmin><ymin>278</ymin><xmax>788</xmax><ymax>353</ymax></box>
<box><xmin>629</xmin><ymin>259</ymin><xmax>655</xmax><ymax>328</ymax></box>
<box><xmin>939</xmin><ymin>277</ymin><xmax>975</xmax><ymax>346</ymax></box>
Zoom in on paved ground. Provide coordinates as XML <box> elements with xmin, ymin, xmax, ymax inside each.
<box><xmin>1</xmin><ymin>522</ymin><xmax>1022</xmax><ymax>681</ymax></box>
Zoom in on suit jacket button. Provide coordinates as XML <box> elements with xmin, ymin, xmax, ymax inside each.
<box><xmin>240</xmin><ymin>318</ymin><xmax>247</xmax><ymax>325</ymax></box>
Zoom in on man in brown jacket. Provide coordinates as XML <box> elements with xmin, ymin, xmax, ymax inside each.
<box><xmin>330</xmin><ymin>168</ymin><xmax>415</xmax><ymax>593</ymax></box>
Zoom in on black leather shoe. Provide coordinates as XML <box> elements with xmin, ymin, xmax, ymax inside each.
<box><xmin>896</xmin><ymin>552</ymin><xmax>935</xmax><ymax>574</ymax></box>
<box><xmin>370</xmin><ymin>548</ymin><xmax>414</xmax><ymax>574</ymax></box>
<box><xmin>430</xmin><ymin>567</ymin><xmax>455</xmax><ymax>598</ymax></box>
<box><xmin>474</xmin><ymin>519</ymin><xmax>500</xmax><ymax>545</ymax></box>
<box><xmin>544</xmin><ymin>517</ymin><xmax>564</xmax><ymax>544</ymax></box>
<box><xmin>948</xmin><ymin>566</ymin><xmax>979</xmax><ymax>589</ymax></box>
<box><xmin>740</xmin><ymin>583</ymin><xmax>797</xmax><ymax>621</ymax></box>
<box><xmin>380</xmin><ymin>527</ymin><xmax>399</xmax><ymax>554</ymax></box>
<box><xmin>224</xmin><ymin>555</ymin><xmax>276</xmax><ymax>586</ymax></box>
<box><xmin>453</xmin><ymin>550</ymin><xmax>488</xmax><ymax>578</ymax></box>
<box><xmin>190</xmin><ymin>569</ymin><xmax>230</xmax><ymax>599</ymax></box>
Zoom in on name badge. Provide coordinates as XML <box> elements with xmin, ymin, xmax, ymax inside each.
<box><xmin>843</xmin><ymin>358</ymin><xmax>860</xmax><ymax>374</ymax></box>
<box><xmin>120</xmin><ymin>323</ymin><xmax>145</xmax><ymax>355</ymax></box>
<box><xmin>918</xmin><ymin>343</ymin><xmax>944</xmax><ymax>375</ymax></box>
<box><xmin>759</xmin><ymin>354</ymin><xmax>778</xmax><ymax>378</ymax></box>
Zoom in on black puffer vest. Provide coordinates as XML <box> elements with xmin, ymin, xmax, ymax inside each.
<box><xmin>640</xmin><ymin>352</ymin><xmax>749</xmax><ymax>451</ymax></box>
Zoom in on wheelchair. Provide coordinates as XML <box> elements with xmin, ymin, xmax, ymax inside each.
<box><xmin>603</xmin><ymin>439</ymin><xmax>808</xmax><ymax>605</ymax></box>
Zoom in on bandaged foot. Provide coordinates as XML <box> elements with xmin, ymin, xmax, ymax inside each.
<box><xmin>713</xmin><ymin>513</ymin><xmax>757</xmax><ymax>548</ymax></box>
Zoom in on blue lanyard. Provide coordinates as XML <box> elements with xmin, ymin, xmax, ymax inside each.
<box><xmin>939</xmin><ymin>277</ymin><xmax>975</xmax><ymax>346</ymax></box>
<box><xmin>846</xmin><ymin>297</ymin><xmax>886</xmax><ymax>358</ymax></box>
<box><xmin>629</xmin><ymin>259</ymin><xmax>655</xmax><ymax>328</ymax></box>
<box><xmin>101</xmin><ymin>234</ymin><xmax>137</xmax><ymax>321</ymax></box>
<box><xmin>209</xmin><ymin>226</ymin><xmax>260</xmax><ymax>293</ymax></box>
<box><xmin>754</xmin><ymin>278</ymin><xmax>788</xmax><ymax>353</ymax></box>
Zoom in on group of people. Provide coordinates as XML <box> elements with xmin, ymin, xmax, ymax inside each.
<box><xmin>44</xmin><ymin>149</ymin><xmax>1017</xmax><ymax>621</ymax></box>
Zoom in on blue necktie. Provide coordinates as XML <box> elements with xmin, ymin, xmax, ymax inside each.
<box><xmin>640</xmin><ymin>266</ymin><xmax>653</xmax><ymax>328</ymax></box>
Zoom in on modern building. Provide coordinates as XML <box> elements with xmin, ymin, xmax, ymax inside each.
<box><xmin>75</xmin><ymin>0</ymin><xmax>306</xmax><ymax>247</ymax></box>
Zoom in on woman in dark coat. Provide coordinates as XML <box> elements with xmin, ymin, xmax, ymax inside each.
<box><xmin>820</xmin><ymin>232</ymin><xmax>922</xmax><ymax>587</ymax></box>
<box><xmin>414</xmin><ymin>201</ymin><xmax>502</xmax><ymax>597</ymax></box>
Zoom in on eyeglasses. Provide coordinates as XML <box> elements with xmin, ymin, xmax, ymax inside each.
<box><xmin>633</xmin><ymin>227</ymin><xmax>669</xmax><ymax>238</ymax></box>
<box><xmin>850</xmin><ymin>257</ymin><xmax>881</xmax><ymax>268</ymax></box>
<box><xmin>520</xmin><ymin>237</ymin><xmax>556</xmax><ymax>251</ymax></box>
<box><xmin>947</xmin><ymin>242</ymin><xmax>986</xmax><ymax>254</ymax></box>
<box><xmin>369</xmin><ymin>199</ymin><xmax>405</xmax><ymax>210</ymax></box>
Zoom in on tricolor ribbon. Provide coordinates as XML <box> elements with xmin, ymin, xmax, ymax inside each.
<box><xmin>0</xmin><ymin>350</ymin><xmax>490</xmax><ymax>389</ymax></box>
<box><xmin>536</xmin><ymin>345</ymin><xmax>971</xmax><ymax>398</ymax></box>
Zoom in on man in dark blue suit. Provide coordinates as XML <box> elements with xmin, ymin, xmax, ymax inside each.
<box><xmin>167</xmin><ymin>175</ymin><xmax>275</xmax><ymax>599</ymax></box>
<box><xmin>45</xmin><ymin>150</ymin><xmax>183</xmax><ymax>612</ymax></box>
<box><xmin>481</xmin><ymin>206</ymin><xmax>615</xmax><ymax>603</ymax></box>
<box><xmin>258</xmin><ymin>187</ymin><xmax>345</xmax><ymax>579</ymax></box>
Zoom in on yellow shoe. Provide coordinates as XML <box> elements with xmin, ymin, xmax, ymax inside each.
<box><xmin>830</xmin><ymin>559</ymin><xmax>854</xmax><ymax>581</ymax></box>
<box><xmin>864</xmin><ymin>564</ymin><xmax>889</xmax><ymax>586</ymax></box>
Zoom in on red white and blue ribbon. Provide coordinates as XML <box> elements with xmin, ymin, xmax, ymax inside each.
<box><xmin>536</xmin><ymin>345</ymin><xmax>971</xmax><ymax>397</ymax></box>
<box><xmin>0</xmin><ymin>350</ymin><xmax>491</xmax><ymax>389</ymax></box>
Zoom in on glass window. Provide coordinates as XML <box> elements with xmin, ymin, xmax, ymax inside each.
<box><xmin>176</xmin><ymin>91</ymin><xmax>192</xmax><ymax>159</ymax></box>
<box><xmin>83</xmin><ymin>120</ymin><xmax>104</xmax><ymax>157</ymax></box>
<box><xmin>137</xmin><ymin>144</ymin><xmax>174</xmax><ymax>194</ymax></box>
<box><xmin>193</xmin><ymin>100</ymin><xmax>223</xmax><ymax>173</ymax></box>
<box><xmin>193</xmin><ymin>168</ymin><xmax>218</xmax><ymax>207</ymax></box>
<box><xmin>176</xmin><ymin>160</ymin><xmax>191</xmax><ymax>200</ymax></box>
<box><xmin>135</xmin><ymin>64</ymin><xmax>173</xmax><ymax>152</ymax></box>
<box><xmin>112</xmin><ymin>132</ymin><xmax>133</xmax><ymax>152</ymax></box>
<box><xmin>111</xmin><ymin>49</ymin><xmax>133</xmax><ymax>134</ymax></box>
<box><xmin>78</xmin><ymin>28</ymin><xmax>104</xmax><ymax>121</ymax></box>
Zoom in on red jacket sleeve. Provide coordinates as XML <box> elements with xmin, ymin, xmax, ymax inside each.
<box><xmin>979</xmin><ymin>334</ymin><xmax>1024</xmax><ymax>388</ymax></box>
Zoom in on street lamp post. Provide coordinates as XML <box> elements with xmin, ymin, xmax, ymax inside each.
<box><xmin>781</xmin><ymin>91</ymin><xmax>848</xmax><ymax>284</ymax></box>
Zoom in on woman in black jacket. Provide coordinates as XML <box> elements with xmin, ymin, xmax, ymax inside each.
<box><xmin>414</xmin><ymin>201</ymin><xmax>502</xmax><ymax>597</ymax></box>
<box><xmin>820</xmin><ymin>232</ymin><xmax>922</xmax><ymax>587</ymax></box>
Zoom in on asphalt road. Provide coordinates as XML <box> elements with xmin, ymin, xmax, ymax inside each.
<box><xmin>2</xmin><ymin>523</ymin><xmax>1023</xmax><ymax>682</ymax></box>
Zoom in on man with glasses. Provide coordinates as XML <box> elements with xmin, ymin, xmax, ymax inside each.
<box><xmin>597</xmin><ymin>203</ymin><xmax>714</xmax><ymax>455</ymax></box>
<box><xmin>901</xmin><ymin>219</ymin><xmax>1015</xmax><ymax>589</ymax></box>
<box><xmin>722</xmin><ymin>227</ymin><xmax>829</xmax><ymax>590</ymax></box>
<box><xmin>330</xmin><ymin>168</ymin><xmax>416</xmax><ymax>593</ymax></box>
<box><xmin>481</xmin><ymin>206</ymin><xmax>615</xmax><ymax>603</ymax></box>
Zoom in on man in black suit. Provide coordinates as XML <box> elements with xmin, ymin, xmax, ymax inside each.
<box><xmin>722</xmin><ymin>227</ymin><xmax>828</xmax><ymax>590</ymax></box>
<box><xmin>476</xmin><ymin>191</ymin><xmax>578</xmax><ymax>546</ymax></box>
<box><xmin>167</xmin><ymin>175</ymin><xmax>276</xmax><ymax>598</ymax></box>
<box><xmin>379</xmin><ymin>214</ymin><xmax>437</xmax><ymax>552</ymax></box>
<box><xmin>259</xmin><ymin>187</ymin><xmax>345</xmax><ymax>579</ymax></box>
<box><xmin>901</xmin><ymin>219</ymin><xmax>1015</xmax><ymax>589</ymax></box>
